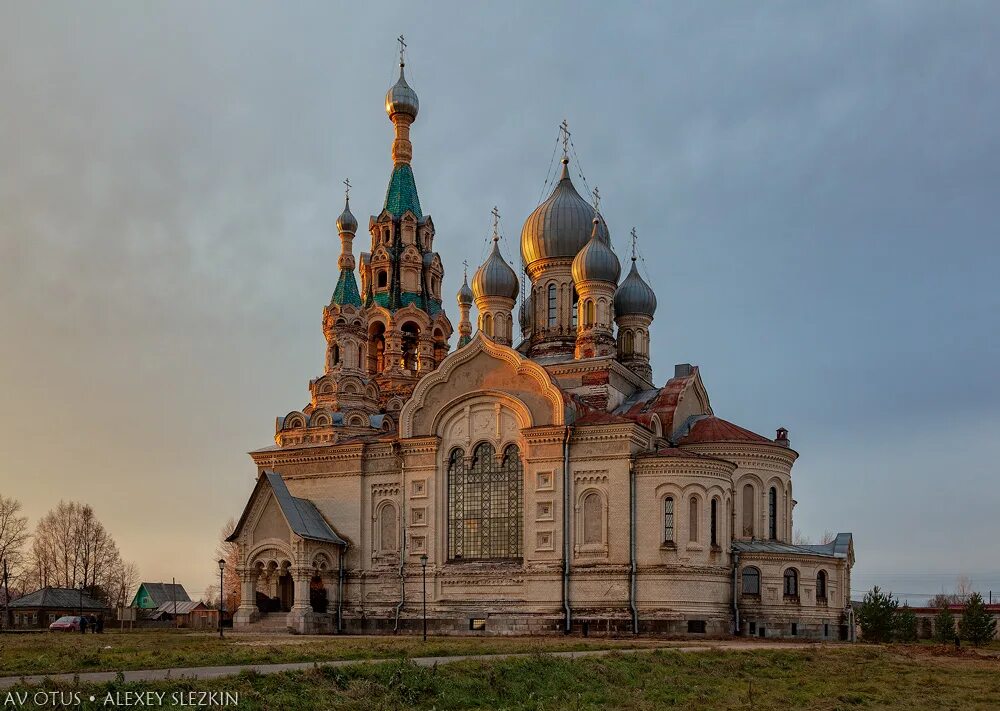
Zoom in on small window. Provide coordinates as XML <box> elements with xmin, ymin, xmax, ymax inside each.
<box><xmin>791</xmin><ymin>622</ymin><xmax>798</xmax><ymax>636</ymax></box>
<box><xmin>482</xmin><ymin>313</ymin><xmax>493</xmax><ymax>337</ymax></box>
<box><xmin>710</xmin><ymin>498</ymin><xmax>719</xmax><ymax>547</ymax></box>
<box><xmin>470</xmin><ymin>618</ymin><xmax>486</xmax><ymax>631</ymax></box>
<box><xmin>758</xmin><ymin>626</ymin><xmax>766</xmax><ymax>638</ymax></box>
<box><xmin>768</xmin><ymin>486</ymin><xmax>778</xmax><ymax>540</ymax></box>
<box><xmin>377</xmin><ymin>270</ymin><xmax>388</xmax><ymax>288</ymax></box>
<box><xmin>816</xmin><ymin>570</ymin><xmax>827</xmax><ymax>600</ymax></box>
<box><xmin>689</xmin><ymin>496</ymin><xmax>699</xmax><ymax>542</ymax></box>
<box><xmin>749</xmin><ymin>621</ymin><xmax>757</xmax><ymax>635</ymax></box>
<box><xmin>823</xmin><ymin>623</ymin><xmax>829</xmax><ymax>638</ymax></box>
<box><xmin>663</xmin><ymin>496</ymin><xmax>674</xmax><ymax>544</ymax></box>
<box><xmin>547</xmin><ymin>284</ymin><xmax>557</xmax><ymax>327</ymax></box>
<box><xmin>687</xmin><ymin>620</ymin><xmax>706</xmax><ymax>634</ymax></box>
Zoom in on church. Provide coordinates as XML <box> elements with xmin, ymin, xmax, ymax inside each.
<box><xmin>227</xmin><ymin>48</ymin><xmax>855</xmax><ymax>639</ymax></box>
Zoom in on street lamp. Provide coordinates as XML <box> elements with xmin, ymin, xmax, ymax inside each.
<box><xmin>218</xmin><ymin>559</ymin><xmax>226</xmax><ymax>639</ymax></box>
<box><xmin>420</xmin><ymin>554</ymin><xmax>428</xmax><ymax>641</ymax></box>
<box><xmin>79</xmin><ymin>582</ymin><xmax>85</xmax><ymax>634</ymax></box>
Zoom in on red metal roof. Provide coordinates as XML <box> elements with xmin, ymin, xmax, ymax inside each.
<box><xmin>677</xmin><ymin>416</ymin><xmax>771</xmax><ymax>444</ymax></box>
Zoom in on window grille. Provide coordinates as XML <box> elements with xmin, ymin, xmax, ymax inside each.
<box><xmin>742</xmin><ymin>567</ymin><xmax>761</xmax><ymax>596</ymax></box>
<box><xmin>768</xmin><ymin>487</ymin><xmax>778</xmax><ymax>540</ymax></box>
<box><xmin>663</xmin><ymin>497</ymin><xmax>674</xmax><ymax>543</ymax></box>
<box><xmin>783</xmin><ymin>568</ymin><xmax>798</xmax><ymax>597</ymax></box>
<box><xmin>447</xmin><ymin>444</ymin><xmax>523</xmax><ymax>561</ymax></box>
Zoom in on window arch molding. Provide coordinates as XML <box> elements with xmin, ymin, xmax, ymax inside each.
<box><xmin>816</xmin><ymin>569</ymin><xmax>828</xmax><ymax>601</ymax></box>
<box><xmin>741</xmin><ymin>566</ymin><xmax>761</xmax><ymax>596</ymax></box>
<box><xmin>374</xmin><ymin>500</ymin><xmax>399</xmax><ymax>555</ymax></box>
<box><xmin>783</xmin><ymin>567</ymin><xmax>799</xmax><ymax>598</ymax></box>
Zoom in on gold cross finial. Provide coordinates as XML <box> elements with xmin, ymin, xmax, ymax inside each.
<box><xmin>592</xmin><ymin>186</ymin><xmax>601</xmax><ymax>211</ymax></box>
<box><xmin>397</xmin><ymin>35</ymin><xmax>407</xmax><ymax>65</ymax></box>
<box><xmin>491</xmin><ymin>206</ymin><xmax>500</xmax><ymax>242</ymax></box>
<box><xmin>463</xmin><ymin>259</ymin><xmax>469</xmax><ymax>280</ymax></box>
<box><xmin>559</xmin><ymin>119</ymin><xmax>570</xmax><ymax>160</ymax></box>
<box><xmin>343</xmin><ymin>177</ymin><xmax>351</xmax><ymax>201</ymax></box>
<box><xmin>630</xmin><ymin>227</ymin><xmax>638</xmax><ymax>262</ymax></box>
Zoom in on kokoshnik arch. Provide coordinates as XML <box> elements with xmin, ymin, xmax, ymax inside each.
<box><xmin>226</xmin><ymin>46</ymin><xmax>855</xmax><ymax>638</ymax></box>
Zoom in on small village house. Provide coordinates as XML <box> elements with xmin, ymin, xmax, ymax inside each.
<box><xmin>9</xmin><ymin>587</ymin><xmax>107</xmax><ymax>629</ymax></box>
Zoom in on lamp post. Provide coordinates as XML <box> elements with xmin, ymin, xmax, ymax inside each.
<box><xmin>79</xmin><ymin>582</ymin><xmax>85</xmax><ymax>634</ymax></box>
<box><xmin>420</xmin><ymin>554</ymin><xmax>428</xmax><ymax>641</ymax></box>
<box><xmin>218</xmin><ymin>559</ymin><xmax>226</xmax><ymax>639</ymax></box>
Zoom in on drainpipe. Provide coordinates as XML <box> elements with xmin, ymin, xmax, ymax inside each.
<box><xmin>562</xmin><ymin>425</ymin><xmax>573</xmax><ymax>633</ymax></box>
<box><xmin>732</xmin><ymin>550</ymin><xmax>741</xmax><ymax>636</ymax></box>
<box><xmin>337</xmin><ymin>542</ymin><xmax>347</xmax><ymax>634</ymax></box>
<box><xmin>393</xmin><ymin>442</ymin><xmax>407</xmax><ymax>632</ymax></box>
<box><xmin>628</xmin><ymin>456</ymin><xmax>639</xmax><ymax>634</ymax></box>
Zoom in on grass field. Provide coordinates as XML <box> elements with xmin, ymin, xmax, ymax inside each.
<box><xmin>0</xmin><ymin>630</ymin><xmax>659</xmax><ymax>676</ymax></box>
<box><xmin>4</xmin><ymin>645</ymin><xmax>1000</xmax><ymax>710</ymax></box>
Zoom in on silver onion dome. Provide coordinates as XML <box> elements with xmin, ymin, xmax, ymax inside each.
<box><xmin>336</xmin><ymin>196</ymin><xmax>358</xmax><ymax>234</ymax></box>
<box><xmin>521</xmin><ymin>159</ymin><xmax>608</xmax><ymax>267</ymax></box>
<box><xmin>457</xmin><ymin>272</ymin><xmax>474</xmax><ymax>306</ymax></box>
<box><xmin>472</xmin><ymin>239</ymin><xmax>519</xmax><ymax>300</ymax></box>
<box><xmin>385</xmin><ymin>64</ymin><xmax>419</xmax><ymax>120</ymax></box>
<box><xmin>572</xmin><ymin>218</ymin><xmax>621</xmax><ymax>284</ymax></box>
<box><xmin>614</xmin><ymin>259</ymin><xmax>657</xmax><ymax>319</ymax></box>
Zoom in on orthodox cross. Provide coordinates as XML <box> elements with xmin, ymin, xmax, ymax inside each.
<box><xmin>592</xmin><ymin>186</ymin><xmax>601</xmax><ymax>211</ymax></box>
<box><xmin>491</xmin><ymin>206</ymin><xmax>501</xmax><ymax>242</ymax></box>
<box><xmin>343</xmin><ymin>177</ymin><xmax>351</xmax><ymax>201</ymax></box>
<box><xmin>397</xmin><ymin>35</ymin><xmax>407</xmax><ymax>64</ymax></box>
<box><xmin>463</xmin><ymin>259</ymin><xmax>469</xmax><ymax>280</ymax></box>
<box><xmin>559</xmin><ymin>119</ymin><xmax>570</xmax><ymax>159</ymax></box>
<box><xmin>630</xmin><ymin>227</ymin><xmax>638</xmax><ymax>261</ymax></box>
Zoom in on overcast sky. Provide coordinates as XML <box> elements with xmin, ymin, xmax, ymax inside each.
<box><xmin>1</xmin><ymin>1</ymin><xmax>998</xmax><ymax>601</ymax></box>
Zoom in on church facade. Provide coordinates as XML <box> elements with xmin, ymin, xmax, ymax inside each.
<box><xmin>227</xmin><ymin>53</ymin><xmax>855</xmax><ymax>639</ymax></box>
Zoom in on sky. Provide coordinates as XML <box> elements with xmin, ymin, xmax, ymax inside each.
<box><xmin>1</xmin><ymin>1</ymin><xmax>998</xmax><ymax>602</ymax></box>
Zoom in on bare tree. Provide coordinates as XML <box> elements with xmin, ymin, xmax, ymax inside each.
<box><xmin>215</xmin><ymin>517</ymin><xmax>241</xmax><ymax>610</ymax></box>
<box><xmin>820</xmin><ymin>530</ymin><xmax>836</xmax><ymax>544</ymax></box>
<box><xmin>0</xmin><ymin>494</ymin><xmax>30</xmax><ymax>595</ymax></box>
<box><xmin>107</xmin><ymin>560</ymin><xmax>141</xmax><ymax>610</ymax></box>
<box><xmin>955</xmin><ymin>575</ymin><xmax>973</xmax><ymax>602</ymax></box>
<box><xmin>793</xmin><ymin>529</ymin><xmax>812</xmax><ymax>545</ymax></box>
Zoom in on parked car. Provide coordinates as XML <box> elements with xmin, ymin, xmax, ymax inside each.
<box><xmin>48</xmin><ymin>616</ymin><xmax>82</xmax><ymax>632</ymax></box>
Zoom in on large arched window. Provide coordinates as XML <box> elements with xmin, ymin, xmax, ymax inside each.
<box><xmin>816</xmin><ymin>570</ymin><xmax>827</xmax><ymax>601</ymax></box>
<box><xmin>742</xmin><ymin>484</ymin><xmax>755</xmax><ymax>538</ymax></box>
<box><xmin>689</xmin><ymin>496</ymin><xmax>699</xmax><ymax>542</ymax></box>
<box><xmin>622</xmin><ymin>330</ymin><xmax>634</xmax><ymax>356</ymax></box>
<box><xmin>582</xmin><ymin>492</ymin><xmax>603</xmax><ymax>544</ymax></box>
<box><xmin>584</xmin><ymin>299</ymin><xmax>596</xmax><ymax>327</ymax></box>
<box><xmin>742</xmin><ymin>566</ymin><xmax>761</xmax><ymax>596</ymax></box>
<box><xmin>663</xmin><ymin>496</ymin><xmax>674</xmax><ymax>544</ymax></box>
<box><xmin>768</xmin><ymin>487</ymin><xmax>778</xmax><ymax>540</ymax></box>
<box><xmin>783</xmin><ymin>568</ymin><xmax>798</xmax><ymax>598</ymax></box>
<box><xmin>447</xmin><ymin>443</ymin><xmax>523</xmax><ymax>561</ymax></box>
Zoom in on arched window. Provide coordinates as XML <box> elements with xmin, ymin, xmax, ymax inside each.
<box><xmin>377</xmin><ymin>270</ymin><xmax>388</xmax><ymax>288</ymax></box>
<box><xmin>816</xmin><ymin>570</ymin><xmax>827</xmax><ymax>601</ymax></box>
<box><xmin>482</xmin><ymin>313</ymin><xmax>493</xmax><ymax>337</ymax></box>
<box><xmin>584</xmin><ymin>300</ymin><xmax>596</xmax><ymax>327</ymax></box>
<box><xmin>447</xmin><ymin>444</ymin><xmax>523</xmax><ymax>561</ymax></box>
<box><xmin>663</xmin><ymin>496</ymin><xmax>674</xmax><ymax>543</ymax></box>
<box><xmin>368</xmin><ymin>322</ymin><xmax>386</xmax><ymax>374</ymax></box>
<box><xmin>783</xmin><ymin>568</ymin><xmax>798</xmax><ymax>598</ymax></box>
<box><xmin>710</xmin><ymin>498</ymin><xmax>719</xmax><ymax>547</ymax></box>
<box><xmin>332</xmin><ymin>344</ymin><xmax>340</xmax><ymax>365</ymax></box>
<box><xmin>547</xmin><ymin>284</ymin><xmax>557</xmax><ymax>327</ymax></box>
<box><xmin>768</xmin><ymin>487</ymin><xmax>778</xmax><ymax>540</ymax></box>
<box><xmin>571</xmin><ymin>288</ymin><xmax>578</xmax><ymax>329</ymax></box>
<box><xmin>742</xmin><ymin>566</ymin><xmax>761</xmax><ymax>596</ymax></box>
<box><xmin>689</xmin><ymin>496</ymin><xmax>699</xmax><ymax>542</ymax></box>
<box><xmin>400</xmin><ymin>322</ymin><xmax>419</xmax><ymax>371</ymax></box>
<box><xmin>582</xmin><ymin>492</ymin><xmax>603</xmax><ymax>544</ymax></box>
<box><xmin>378</xmin><ymin>503</ymin><xmax>398</xmax><ymax>553</ymax></box>
<box><xmin>742</xmin><ymin>484</ymin><xmax>755</xmax><ymax>538</ymax></box>
<box><xmin>622</xmin><ymin>330</ymin><xmax>634</xmax><ymax>356</ymax></box>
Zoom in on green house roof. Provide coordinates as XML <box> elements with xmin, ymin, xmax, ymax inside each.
<box><xmin>384</xmin><ymin>164</ymin><xmax>422</xmax><ymax>218</ymax></box>
<box><xmin>332</xmin><ymin>269</ymin><xmax>361</xmax><ymax>307</ymax></box>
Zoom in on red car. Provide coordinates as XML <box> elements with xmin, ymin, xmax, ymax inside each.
<box><xmin>48</xmin><ymin>615</ymin><xmax>83</xmax><ymax>632</ymax></box>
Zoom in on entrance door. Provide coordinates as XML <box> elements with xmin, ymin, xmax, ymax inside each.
<box><xmin>279</xmin><ymin>574</ymin><xmax>294</xmax><ymax>612</ymax></box>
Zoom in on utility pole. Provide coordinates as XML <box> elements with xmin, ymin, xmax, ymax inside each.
<box><xmin>172</xmin><ymin>577</ymin><xmax>178</xmax><ymax>629</ymax></box>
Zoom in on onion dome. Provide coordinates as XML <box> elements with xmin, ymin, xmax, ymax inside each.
<box><xmin>472</xmin><ymin>238</ymin><xmax>519</xmax><ymax>300</ymax></box>
<box><xmin>614</xmin><ymin>258</ymin><xmax>657</xmax><ymax>318</ymax></box>
<box><xmin>457</xmin><ymin>270</ymin><xmax>474</xmax><ymax>306</ymax></box>
<box><xmin>519</xmin><ymin>291</ymin><xmax>533</xmax><ymax>332</ymax></box>
<box><xmin>385</xmin><ymin>64</ymin><xmax>419</xmax><ymax>120</ymax></box>
<box><xmin>336</xmin><ymin>195</ymin><xmax>357</xmax><ymax>234</ymax></box>
<box><xmin>521</xmin><ymin>159</ymin><xmax>608</xmax><ymax>267</ymax></box>
<box><xmin>572</xmin><ymin>218</ymin><xmax>621</xmax><ymax>284</ymax></box>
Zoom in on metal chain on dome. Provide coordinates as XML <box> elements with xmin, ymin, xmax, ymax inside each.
<box><xmin>535</xmin><ymin>130</ymin><xmax>562</xmax><ymax>206</ymax></box>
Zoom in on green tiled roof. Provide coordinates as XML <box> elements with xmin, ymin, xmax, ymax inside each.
<box><xmin>367</xmin><ymin>290</ymin><xmax>443</xmax><ymax>316</ymax></box>
<box><xmin>332</xmin><ymin>269</ymin><xmax>361</xmax><ymax>307</ymax></box>
<box><xmin>384</xmin><ymin>164</ymin><xmax>422</xmax><ymax>218</ymax></box>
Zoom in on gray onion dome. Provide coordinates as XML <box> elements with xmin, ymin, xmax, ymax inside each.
<box><xmin>457</xmin><ymin>271</ymin><xmax>474</xmax><ymax>306</ymax></box>
<box><xmin>614</xmin><ymin>259</ymin><xmax>657</xmax><ymax>318</ymax></box>
<box><xmin>472</xmin><ymin>239</ymin><xmax>519</xmax><ymax>300</ymax></box>
<box><xmin>385</xmin><ymin>64</ymin><xmax>419</xmax><ymax>120</ymax></box>
<box><xmin>521</xmin><ymin>159</ymin><xmax>608</xmax><ymax>267</ymax></box>
<box><xmin>572</xmin><ymin>218</ymin><xmax>620</xmax><ymax>284</ymax></box>
<box><xmin>336</xmin><ymin>196</ymin><xmax>358</xmax><ymax>234</ymax></box>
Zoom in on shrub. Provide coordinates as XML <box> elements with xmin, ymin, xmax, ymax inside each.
<box><xmin>893</xmin><ymin>604</ymin><xmax>917</xmax><ymax>642</ymax></box>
